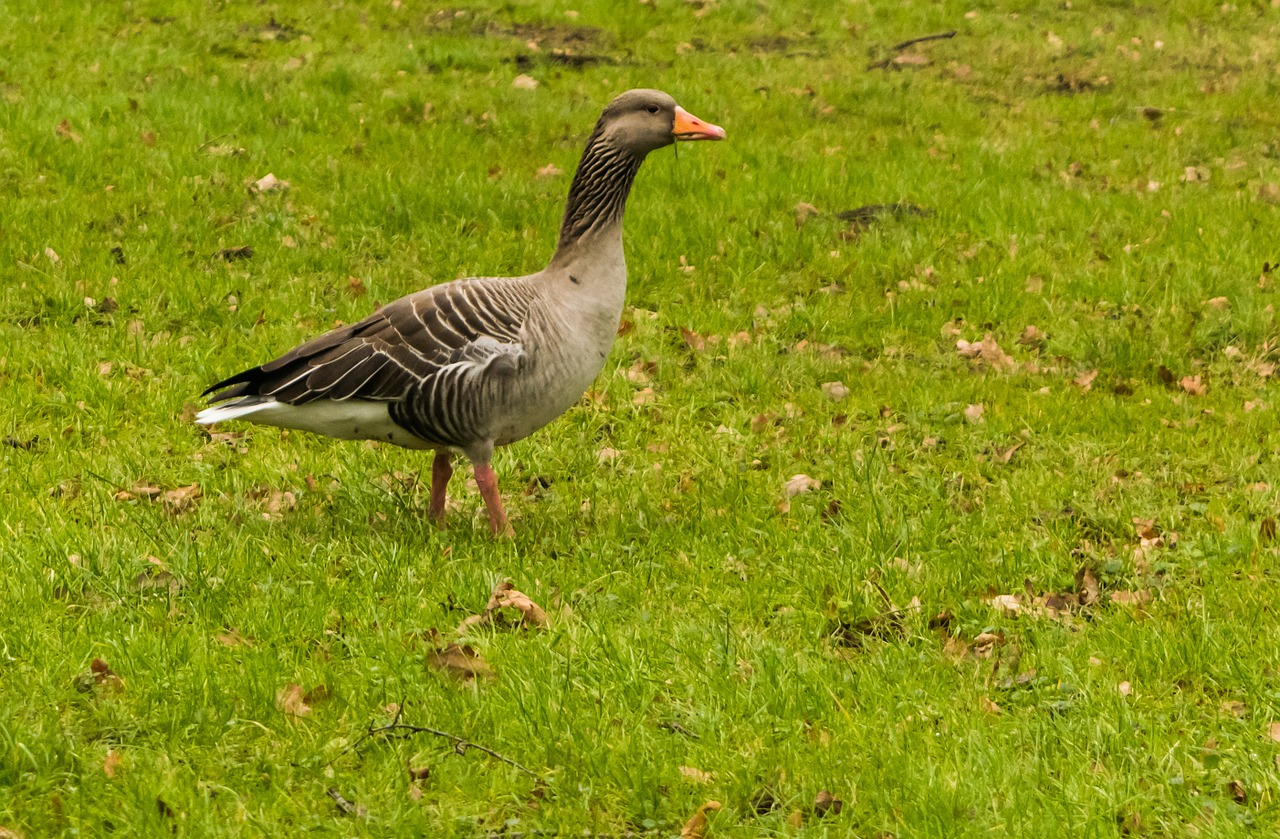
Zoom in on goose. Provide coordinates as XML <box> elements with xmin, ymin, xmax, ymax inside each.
<box><xmin>196</xmin><ymin>88</ymin><xmax>725</xmax><ymax>537</ymax></box>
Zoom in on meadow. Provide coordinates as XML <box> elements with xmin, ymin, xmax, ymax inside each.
<box><xmin>3</xmin><ymin>0</ymin><xmax>1280</xmax><ymax>835</ymax></box>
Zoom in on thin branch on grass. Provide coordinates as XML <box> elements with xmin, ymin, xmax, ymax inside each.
<box><xmin>868</xmin><ymin>30</ymin><xmax>957</xmax><ymax>69</ymax></box>
<box><xmin>327</xmin><ymin>787</ymin><xmax>359</xmax><ymax>815</ymax></box>
<box><xmin>338</xmin><ymin>704</ymin><xmax>542</xmax><ymax>781</ymax></box>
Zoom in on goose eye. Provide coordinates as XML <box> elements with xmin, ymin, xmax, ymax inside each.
<box><xmin>646</xmin><ymin>104</ymin><xmax>659</xmax><ymax>114</ymax></box>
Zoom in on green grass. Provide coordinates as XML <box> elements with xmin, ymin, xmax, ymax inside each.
<box><xmin>3</xmin><ymin>0</ymin><xmax>1280</xmax><ymax>835</ymax></box>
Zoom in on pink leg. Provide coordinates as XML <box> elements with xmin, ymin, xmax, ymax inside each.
<box><xmin>429</xmin><ymin>451</ymin><xmax>453</xmax><ymax>526</ymax></box>
<box><xmin>473</xmin><ymin>462</ymin><xmax>514</xmax><ymax>538</ymax></box>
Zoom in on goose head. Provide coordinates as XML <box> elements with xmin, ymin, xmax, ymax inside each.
<box><xmin>595</xmin><ymin>89</ymin><xmax>726</xmax><ymax>157</ymax></box>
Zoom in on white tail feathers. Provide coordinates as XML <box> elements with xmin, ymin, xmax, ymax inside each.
<box><xmin>195</xmin><ymin>399</ymin><xmax>276</xmax><ymax>425</ymax></box>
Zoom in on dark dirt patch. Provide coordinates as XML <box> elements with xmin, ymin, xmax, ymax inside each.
<box><xmin>1046</xmin><ymin>72</ymin><xmax>1111</xmax><ymax>94</ymax></box>
<box><xmin>511</xmin><ymin>51</ymin><xmax>617</xmax><ymax>70</ymax></box>
<box><xmin>836</xmin><ymin>203</ymin><xmax>933</xmax><ymax>226</ymax></box>
<box><xmin>486</xmin><ymin>20</ymin><xmax>608</xmax><ymax>51</ymax></box>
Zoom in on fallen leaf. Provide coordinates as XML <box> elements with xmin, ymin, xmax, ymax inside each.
<box><xmin>987</xmin><ymin>594</ymin><xmax>1023</xmax><ymax>615</ymax></box>
<box><xmin>1018</xmin><ymin>325</ymin><xmax>1047</xmax><ymax>349</ymax></box>
<box><xmin>254</xmin><ymin>173</ymin><xmax>289</xmax><ymax>193</ymax></box>
<box><xmin>347</xmin><ymin>276</ymin><xmax>367</xmax><ymax>297</ymax></box>
<box><xmin>814</xmin><ymin>789</ymin><xmax>843</xmax><ymax>817</ymax></box>
<box><xmin>74</xmin><ymin>658</ymin><xmax>124</xmax><ymax>694</ymax></box>
<box><xmin>794</xmin><ymin>201</ymin><xmax>820</xmax><ymax>227</ymax></box>
<box><xmin>1073</xmin><ymin>369</ymin><xmax>1099</xmax><ymax>391</ymax></box>
<box><xmin>680</xmin><ymin>801</ymin><xmax>722</xmax><ymax>839</ymax></box>
<box><xmin>102</xmin><ymin>750</ymin><xmax>122</xmax><ymax>777</ymax></box>
<box><xmin>1267</xmin><ymin>722</ymin><xmax>1280</xmax><ymax>743</ymax></box>
<box><xmin>956</xmin><ymin>333</ymin><xmax>1017</xmax><ymax>372</ymax></box>
<box><xmin>679</xmin><ymin>765</ymin><xmax>715</xmax><ymax>784</ymax></box>
<box><xmin>276</xmin><ymin>683</ymin><xmax>312</xmax><ymax>717</ymax></box>
<box><xmin>216</xmin><ymin>629</ymin><xmax>251</xmax><ymax>647</ymax></box>
<box><xmin>457</xmin><ymin>579</ymin><xmax>549</xmax><ymax>634</ymax></box>
<box><xmin>1260</xmin><ymin>517</ymin><xmax>1277</xmax><ymax>544</ymax></box>
<box><xmin>1205</xmin><ymin>296</ymin><xmax>1230</xmax><ymax>310</ymax></box>
<box><xmin>512</xmin><ymin>74</ymin><xmax>539</xmax><ymax>90</ymax></box>
<box><xmin>1179</xmin><ymin>375</ymin><xmax>1206</xmax><ymax>396</ymax></box>
<box><xmin>963</xmin><ymin>403</ymin><xmax>985</xmax><ymax>424</ymax></box>
<box><xmin>1075</xmin><ymin>565</ymin><xmax>1101</xmax><ymax>607</ymax></box>
<box><xmin>56</xmin><ymin>118</ymin><xmax>82</xmax><ymax>142</ymax></box>
<box><xmin>978</xmin><ymin>695</ymin><xmax>1002</xmax><ymax>714</ymax></box>
<box><xmin>1229</xmin><ymin>779</ymin><xmax>1247</xmax><ymax>804</ymax></box>
<box><xmin>1109</xmin><ymin>590</ymin><xmax>1152</xmax><ymax>607</ymax></box>
<box><xmin>536</xmin><ymin>163</ymin><xmax>563</xmax><ymax>178</ymax></box>
<box><xmin>679</xmin><ymin>327</ymin><xmax>707</xmax><ymax>352</ymax></box>
<box><xmin>162</xmin><ymin>484</ymin><xmax>201</xmax><ymax>514</ymax></box>
<box><xmin>784</xmin><ymin>474</ymin><xmax>821</xmax><ymax>497</ymax></box>
<box><xmin>1118</xmin><ymin>681</ymin><xmax>1133</xmax><ymax>696</ymax></box>
<box><xmin>821</xmin><ymin>381</ymin><xmax>850</xmax><ymax>401</ymax></box>
<box><xmin>428</xmin><ymin>642</ymin><xmax>493</xmax><ymax>681</ymax></box>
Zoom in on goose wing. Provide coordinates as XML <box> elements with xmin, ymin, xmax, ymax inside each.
<box><xmin>202</xmin><ymin>277</ymin><xmax>537</xmax><ymax>406</ymax></box>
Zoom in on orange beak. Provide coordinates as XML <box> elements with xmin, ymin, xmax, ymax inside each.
<box><xmin>672</xmin><ymin>105</ymin><xmax>726</xmax><ymax>141</ymax></box>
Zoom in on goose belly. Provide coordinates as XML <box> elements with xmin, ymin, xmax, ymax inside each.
<box><xmin>492</xmin><ymin>336</ymin><xmax>613</xmax><ymax>446</ymax></box>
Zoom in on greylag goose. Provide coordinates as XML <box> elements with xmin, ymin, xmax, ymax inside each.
<box><xmin>197</xmin><ymin>89</ymin><xmax>725</xmax><ymax>537</ymax></box>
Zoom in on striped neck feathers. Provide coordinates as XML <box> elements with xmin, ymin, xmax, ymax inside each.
<box><xmin>553</xmin><ymin>126</ymin><xmax>645</xmax><ymax>258</ymax></box>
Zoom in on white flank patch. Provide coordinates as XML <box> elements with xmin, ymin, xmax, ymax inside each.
<box><xmin>195</xmin><ymin>398</ymin><xmax>432</xmax><ymax>450</ymax></box>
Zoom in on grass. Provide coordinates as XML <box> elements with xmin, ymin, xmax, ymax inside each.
<box><xmin>3</xmin><ymin>0</ymin><xmax>1280</xmax><ymax>835</ymax></box>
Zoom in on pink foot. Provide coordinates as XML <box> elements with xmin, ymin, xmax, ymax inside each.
<box><xmin>429</xmin><ymin>451</ymin><xmax>453</xmax><ymax>526</ymax></box>
<box><xmin>473</xmin><ymin>462</ymin><xmax>514</xmax><ymax>538</ymax></box>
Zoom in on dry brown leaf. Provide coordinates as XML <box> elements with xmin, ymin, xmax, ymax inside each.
<box><xmin>102</xmin><ymin>750</ymin><xmax>122</xmax><ymax>777</ymax></box>
<box><xmin>1118</xmin><ymin>681</ymin><xmax>1133</xmax><ymax>696</ymax></box>
<box><xmin>679</xmin><ymin>327</ymin><xmax>707</xmax><ymax>352</ymax></box>
<box><xmin>75</xmin><ymin>658</ymin><xmax>124</xmax><ymax>694</ymax></box>
<box><xmin>680</xmin><ymin>801</ymin><xmax>722</xmax><ymax>839</ymax></box>
<box><xmin>1261</xmin><ymin>517</ymin><xmax>1278</xmax><ymax>544</ymax></box>
<box><xmin>347</xmin><ymin>276</ymin><xmax>367</xmax><ymax>297</ymax></box>
<box><xmin>956</xmin><ymin>333</ymin><xmax>1017</xmax><ymax>372</ymax></box>
<box><xmin>1179</xmin><ymin>375</ymin><xmax>1206</xmax><ymax>396</ymax></box>
<box><xmin>1073</xmin><ymin>369</ymin><xmax>1099</xmax><ymax>392</ymax></box>
<box><xmin>512</xmin><ymin>73</ymin><xmax>539</xmax><ymax>90</ymax></box>
<box><xmin>1206</xmin><ymin>296</ymin><xmax>1230</xmax><ymax>310</ymax></box>
<box><xmin>1110</xmin><ymin>590</ymin><xmax>1152</xmax><ymax>607</ymax></box>
<box><xmin>632</xmin><ymin>387</ymin><xmax>657</xmax><ymax>405</ymax></box>
<box><xmin>978</xmin><ymin>695</ymin><xmax>1002</xmax><ymax>714</ymax></box>
<box><xmin>1018</xmin><ymin>325</ymin><xmax>1047</xmax><ymax>349</ymax></box>
<box><xmin>1076</xmin><ymin>565</ymin><xmax>1101</xmax><ymax>607</ymax></box>
<box><xmin>536</xmin><ymin>163</ymin><xmax>562</xmax><ymax>178</ymax></box>
<box><xmin>458</xmin><ymin>579</ymin><xmax>549</xmax><ymax>634</ymax></box>
<box><xmin>813</xmin><ymin>789</ymin><xmax>843</xmax><ymax>817</ymax></box>
<box><xmin>821</xmin><ymin>381</ymin><xmax>850</xmax><ymax>401</ymax></box>
<box><xmin>679</xmin><ymin>765</ymin><xmax>715</xmax><ymax>784</ymax></box>
<box><xmin>1267</xmin><ymin>722</ymin><xmax>1280</xmax><ymax>743</ymax></box>
<box><xmin>794</xmin><ymin>201</ymin><xmax>820</xmax><ymax>227</ymax></box>
<box><xmin>56</xmin><ymin>118</ymin><xmax>82</xmax><ymax>142</ymax></box>
<box><xmin>963</xmin><ymin>403</ymin><xmax>985</xmax><ymax>424</ymax></box>
<box><xmin>428</xmin><ymin>642</ymin><xmax>493</xmax><ymax>681</ymax></box>
<box><xmin>162</xmin><ymin>484</ymin><xmax>201</xmax><ymax>514</ymax></box>
<box><xmin>216</xmin><ymin>630</ymin><xmax>251</xmax><ymax>647</ymax></box>
<box><xmin>116</xmin><ymin>483</ymin><xmax>161</xmax><ymax>501</ymax></box>
<box><xmin>254</xmin><ymin>173</ymin><xmax>288</xmax><ymax>193</ymax></box>
<box><xmin>784</xmin><ymin>474</ymin><xmax>821</xmax><ymax>497</ymax></box>
<box><xmin>277</xmin><ymin>683</ymin><xmax>312</xmax><ymax>717</ymax></box>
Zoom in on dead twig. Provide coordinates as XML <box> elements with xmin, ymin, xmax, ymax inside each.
<box><xmin>868</xmin><ymin>30</ymin><xmax>957</xmax><ymax>69</ymax></box>
<box><xmin>327</xmin><ymin>787</ymin><xmax>359</xmax><ymax>815</ymax></box>
<box><xmin>338</xmin><ymin>704</ymin><xmax>542</xmax><ymax>781</ymax></box>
